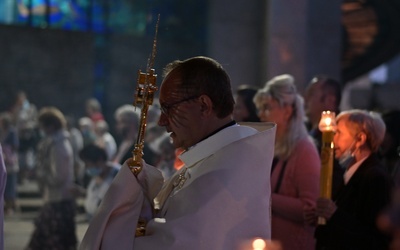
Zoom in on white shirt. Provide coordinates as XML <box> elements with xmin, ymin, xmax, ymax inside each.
<box><xmin>344</xmin><ymin>156</ymin><xmax>369</xmax><ymax>184</ymax></box>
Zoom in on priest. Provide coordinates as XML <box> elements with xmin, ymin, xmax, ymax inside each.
<box><xmin>80</xmin><ymin>56</ymin><xmax>276</xmax><ymax>250</ymax></box>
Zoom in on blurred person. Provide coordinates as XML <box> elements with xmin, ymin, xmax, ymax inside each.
<box><xmin>80</xmin><ymin>56</ymin><xmax>276</xmax><ymax>250</ymax></box>
<box><xmin>66</xmin><ymin>115</ymin><xmax>85</xmax><ymax>185</ymax></box>
<box><xmin>9</xmin><ymin>91</ymin><xmax>38</xmax><ymax>138</ymax></box>
<box><xmin>380</xmin><ymin>110</ymin><xmax>400</xmax><ymax>181</ymax></box>
<box><xmin>27</xmin><ymin>107</ymin><xmax>77</xmax><ymax>250</ymax></box>
<box><xmin>112</xmin><ymin>104</ymin><xmax>139</xmax><ymax>164</ymax></box>
<box><xmin>0</xmin><ymin>112</ymin><xmax>19</xmax><ymax>215</ymax></box>
<box><xmin>304</xmin><ymin>75</ymin><xmax>344</xmax><ymax>200</ymax></box>
<box><xmin>0</xmin><ymin>143</ymin><xmax>6</xmax><ymax>249</ymax></box>
<box><xmin>112</xmin><ymin>104</ymin><xmax>157</xmax><ymax>166</ymax></box>
<box><xmin>145</xmin><ymin>122</ymin><xmax>167</xmax><ymax>165</ymax></box>
<box><xmin>304</xmin><ymin>75</ymin><xmax>342</xmax><ymax>133</ymax></box>
<box><xmin>94</xmin><ymin>120</ymin><xmax>117</xmax><ymax>161</ymax></box>
<box><xmin>147</xmin><ymin>100</ymin><xmax>162</xmax><ymax>124</ymax></box>
<box><xmin>79</xmin><ymin>116</ymin><xmax>97</xmax><ymax>146</ymax></box>
<box><xmin>233</xmin><ymin>84</ymin><xmax>260</xmax><ymax>122</ymax></box>
<box><xmin>70</xmin><ymin>144</ymin><xmax>120</xmax><ymax>221</ymax></box>
<box><xmin>305</xmin><ymin>110</ymin><xmax>393</xmax><ymax>250</ymax></box>
<box><xmin>254</xmin><ymin>74</ymin><xmax>321</xmax><ymax>250</ymax></box>
<box><xmin>85</xmin><ymin>98</ymin><xmax>104</xmax><ymax>123</ymax></box>
<box><xmin>154</xmin><ymin>133</ymin><xmax>176</xmax><ymax>179</ymax></box>
<box><xmin>9</xmin><ymin>91</ymin><xmax>39</xmax><ymax>184</ymax></box>
<box><xmin>377</xmin><ymin>182</ymin><xmax>400</xmax><ymax>249</ymax></box>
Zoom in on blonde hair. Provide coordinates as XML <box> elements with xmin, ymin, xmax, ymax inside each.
<box><xmin>254</xmin><ymin>74</ymin><xmax>309</xmax><ymax>160</ymax></box>
<box><xmin>336</xmin><ymin>109</ymin><xmax>386</xmax><ymax>152</ymax></box>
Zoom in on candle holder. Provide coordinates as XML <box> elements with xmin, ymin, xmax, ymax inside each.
<box><xmin>318</xmin><ymin>111</ymin><xmax>337</xmax><ymax>225</ymax></box>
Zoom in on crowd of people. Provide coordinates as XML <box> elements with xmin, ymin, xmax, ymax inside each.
<box><xmin>0</xmin><ymin>92</ymin><xmax>176</xmax><ymax>249</ymax></box>
<box><xmin>1</xmin><ymin>56</ymin><xmax>400</xmax><ymax>249</ymax></box>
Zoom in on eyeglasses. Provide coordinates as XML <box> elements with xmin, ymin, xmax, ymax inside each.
<box><xmin>160</xmin><ymin>95</ymin><xmax>200</xmax><ymax>116</ymax></box>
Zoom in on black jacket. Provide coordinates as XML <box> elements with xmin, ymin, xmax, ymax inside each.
<box><xmin>315</xmin><ymin>153</ymin><xmax>393</xmax><ymax>250</ymax></box>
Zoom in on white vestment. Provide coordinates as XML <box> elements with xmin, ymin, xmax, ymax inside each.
<box><xmin>80</xmin><ymin>122</ymin><xmax>276</xmax><ymax>250</ymax></box>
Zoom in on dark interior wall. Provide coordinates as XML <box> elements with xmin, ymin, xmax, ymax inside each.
<box><xmin>0</xmin><ymin>24</ymin><xmax>94</xmax><ymax>121</ymax></box>
<box><xmin>0</xmin><ymin>24</ymin><xmax>205</xmax><ymax>131</ymax></box>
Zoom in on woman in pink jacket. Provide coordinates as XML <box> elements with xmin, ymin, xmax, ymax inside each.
<box><xmin>254</xmin><ymin>74</ymin><xmax>321</xmax><ymax>250</ymax></box>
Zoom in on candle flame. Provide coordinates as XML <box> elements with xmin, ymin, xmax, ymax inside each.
<box><xmin>319</xmin><ymin>111</ymin><xmax>337</xmax><ymax>132</ymax></box>
<box><xmin>252</xmin><ymin>238</ymin><xmax>266</xmax><ymax>250</ymax></box>
<box><xmin>324</xmin><ymin>117</ymin><xmax>331</xmax><ymax>126</ymax></box>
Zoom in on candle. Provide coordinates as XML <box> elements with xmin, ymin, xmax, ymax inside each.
<box><xmin>239</xmin><ymin>238</ymin><xmax>282</xmax><ymax>250</ymax></box>
<box><xmin>318</xmin><ymin>111</ymin><xmax>336</xmax><ymax>225</ymax></box>
<box><xmin>252</xmin><ymin>238</ymin><xmax>266</xmax><ymax>250</ymax></box>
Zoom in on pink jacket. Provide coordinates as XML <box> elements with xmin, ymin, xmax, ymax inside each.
<box><xmin>271</xmin><ymin>137</ymin><xmax>321</xmax><ymax>250</ymax></box>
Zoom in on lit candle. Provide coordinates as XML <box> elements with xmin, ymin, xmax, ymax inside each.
<box><xmin>239</xmin><ymin>238</ymin><xmax>282</xmax><ymax>250</ymax></box>
<box><xmin>252</xmin><ymin>238</ymin><xmax>266</xmax><ymax>250</ymax></box>
<box><xmin>318</xmin><ymin>111</ymin><xmax>336</xmax><ymax>225</ymax></box>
